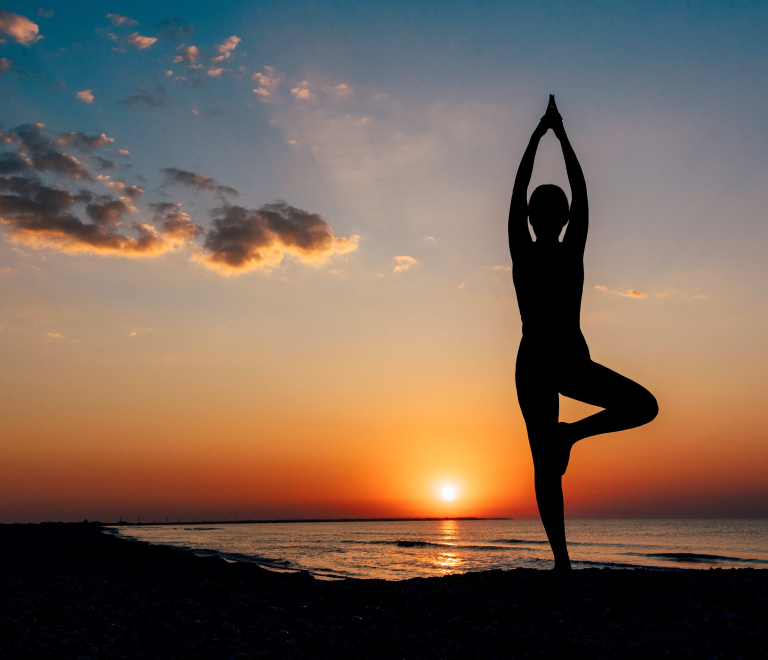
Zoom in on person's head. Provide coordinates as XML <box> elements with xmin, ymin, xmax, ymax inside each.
<box><xmin>528</xmin><ymin>184</ymin><xmax>569</xmax><ymax>242</ymax></box>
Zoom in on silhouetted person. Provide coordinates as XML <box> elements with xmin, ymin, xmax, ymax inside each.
<box><xmin>509</xmin><ymin>96</ymin><xmax>658</xmax><ymax>571</ymax></box>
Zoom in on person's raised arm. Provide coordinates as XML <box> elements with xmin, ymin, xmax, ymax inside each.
<box><xmin>551</xmin><ymin>101</ymin><xmax>588</xmax><ymax>252</ymax></box>
<box><xmin>509</xmin><ymin>118</ymin><xmax>547</xmax><ymax>259</ymax></box>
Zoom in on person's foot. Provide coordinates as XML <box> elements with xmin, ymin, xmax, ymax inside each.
<box><xmin>557</xmin><ymin>422</ymin><xmax>575</xmax><ymax>476</ymax></box>
<box><xmin>553</xmin><ymin>559</ymin><xmax>572</xmax><ymax>573</ymax></box>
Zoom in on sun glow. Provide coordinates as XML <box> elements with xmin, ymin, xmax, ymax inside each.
<box><xmin>440</xmin><ymin>484</ymin><xmax>458</xmax><ymax>502</ymax></box>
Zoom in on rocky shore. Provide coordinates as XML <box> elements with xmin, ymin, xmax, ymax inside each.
<box><xmin>1</xmin><ymin>523</ymin><xmax>766</xmax><ymax>659</ymax></box>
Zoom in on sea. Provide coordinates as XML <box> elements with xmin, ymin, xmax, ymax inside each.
<box><xmin>110</xmin><ymin>519</ymin><xmax>768</xmax><ymax>581</ymax></box>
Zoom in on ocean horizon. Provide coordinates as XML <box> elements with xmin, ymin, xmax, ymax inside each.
<box><xmin>111</xmin><ymin>518</ymin><xmax>768</xmax><ymax>580</ymax></box>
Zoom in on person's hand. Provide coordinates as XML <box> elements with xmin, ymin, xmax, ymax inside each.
<box><xmin>542</xmin><ymin>94</ymin><xmax>565</xmax><ymax>138</ymax></box>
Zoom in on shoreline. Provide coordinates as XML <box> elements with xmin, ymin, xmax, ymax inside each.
<box><xmin>1</xmin><ymin>522</ymin><xmax>767</xmax><ymax>658</ymax></box>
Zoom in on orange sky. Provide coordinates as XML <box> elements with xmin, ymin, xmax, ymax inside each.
<box><xmin>2</xmin><ymin>2</ymin><xmax>768</xmax><ymax>522</ymax></box>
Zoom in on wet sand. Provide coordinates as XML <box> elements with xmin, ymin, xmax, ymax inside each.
<box><xmin>1</xmin><ymin>523</ymin><xmax>766</xmax><ymax>659</ymax></box>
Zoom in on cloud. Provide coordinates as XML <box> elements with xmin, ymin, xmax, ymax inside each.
<box><xmin>47</xmin><ymin>332</ymin><xmax>61</xmax><ymax>338</ymax></box>
<box><xmin>118</xmin><ymin>87</ymin><xmax>166</xmax><ymax>109</ymax></box>
<box><xmin>0</xmin><ymin>152</ymin><xmax>29</xmax><ymax>175</ymax></box>
<box><xmin>37</xmin><ymin>9</ymin><xmax>53</xmax><ymax>18</ymax></box>
<box><xmin>174</xmin><ymin>45</ymin><xmax>199</xmax><ymax>64</ymax></box>
<box><xmin>0</xmin><ymin>58</ymin><xmax>12</xmax><ymax>74</ymax></box>
<box><xmin>97</xmin><ymin>177</ymin><xmax>143</xmax><ymax>198</ymax></box>
<box><xmin>0</xmin><ymin>175</ymin><xmax>171</xmax><ymax>256</ymax></box>
<box><xmin>85</xmin><ymin>198</ymin><xmax>137</xmax><ymax>224</ymax></box>
<box><xmin>393</xmin><ymin>255</ymin><xmax>418</xmax><ymax>272</ymax></box>
<box><xmin>212</xmin><ymin>35</ymin><xmax>240</xmax><ymax>62</ymax></box>
<box><xmin>89</xmin><ymin>156</ymin><xmax>118</xmax><ymax>170</ymax></box>
<box><xmin>594</xmin><ymin>285</ymin><xmax>647</xmax><ymax>298</ymax></box>
<box><xmin>127</xmin><ymin>33</ymin><xmax>157</xmax><ymax>50</ymax></box>
<box><xmin>157</xmin><ymin>18</ymin><xmax>193</xmax><ymax>41</ymax></box>
<box><xmin>291</xmin><ymin>81</ymin><xmax>315</xmax><ymax>101</ymax></box>
<box><xmin>207</xmin><ymin>67</ymin><xmax>225</xmax><ymax>77</ymax></box>
<box><xmin>492</xmin><ymin>264</ymin><xmax>511</xmax><ymax>271</ymax></box>
<box><xmin>321</xmin><ymin>83</ymin><xmax>352</xmax><ymax>99</ymax></box>
<box><xmin>149</xmin><ymin>203</ymin><xmax>202</xmax><ymax>241</ymax></box>
<box><xmin>162</xmin><ymin>167</ymin><xmax>238</xmax><ymax>196</ymax></box>
<box><xmin>198</xmin><ymin>202</ymin><xmax>359</xmax><ymax>274</ymax></box>
<box><xmin>117</xmin><ymin>149</ymin><xmax>130</xmax><ymax>156</ymax></box>
<box><xmin>252</xmin><ymin>66</ymin><xmax>282</xmax><ymax>102</ymax></box>
<box><xmin>106</xmin><ymin>13</ymin><xmax>137</xmax><ymax>27</ymax></box>
<box><xmin>423</xmin><ymin>236</ymin><xmax>436</xmax><ymax>242</ymax></box>
<box><xmin>0</xmin><ymin>10</ymin><xmax>42</xmax><ymax>45</ymax></box>
<box><xmin>75</xmin><ymin>89</ymin><xmax>94</xmax><ymax>104</ymax></box>
<box><xmin>655</xmin><ymin>292</ymin><xmax>668</xmax><ymax>298</ymax></box>
<box><xmin>56</xmin><ymin>131</ymin><xmax>114</xmax><ymax>151</ymax></box>
<box><xmin>9</xmin><ymin>123</ymin><xmax>92</xmax><ymax>180</ymax></box>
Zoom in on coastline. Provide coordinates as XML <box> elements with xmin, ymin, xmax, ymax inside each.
<box><xmin>1</xmin><ymin>522</ymin><xmax>766</xmax><ymax>658</ymax></box>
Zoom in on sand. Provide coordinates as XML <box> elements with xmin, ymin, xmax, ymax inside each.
<box><xmin>1</xmin><ymin>522</ymin><xmax>766</xmax><ymax>659</ymax></box>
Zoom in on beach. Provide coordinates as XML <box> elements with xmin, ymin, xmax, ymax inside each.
<box><xmin>1</xmin><ymin>523</ymin><xmax>766</xmax><ymax>659</ymax></box>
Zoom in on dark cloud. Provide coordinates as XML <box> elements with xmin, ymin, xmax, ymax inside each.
<box><xmin>89</xmin><ymin>156</ymin><xmax>118</xmax><ymax>170</ymax></box>
<box><xmin>8</xmin><ymin>123</ymin><xmax>92</xmax><ymax>180</ymax></box>
<box><xmin>150</xmin><ymin>203</ymin><xmax>202</xmax><ymax>240</ymax></box>
<box><xmin>85</xmin><ymin>198</ymin><xmax>136</xmax><ymax>225</ymax></box>
<box><xmin>118</xmin><ymin>87</ymin><xmax>166</xmax><ymax>110</ymax></box>
<box><xmin>0</xmin><ymin>175</ymin><xmax>166</xmax><ymax>255</ymax></box>
<box><xmin>0</xmin><ymin>152</ymin><xmax>31</xmax><ymax>175</ymax></box>
<box><xmin>118</xmin><ymin>94</ymin><xmax>165</xmax><ymax>109</ymax></box>
<box><xmin>0</xmin><ymin>58</ymin><xmax>11</xmax><ymax>74</ymax></box>
<box><xmin>162</xmin><ymin>167</ymin><xmax>238</xmax><ymax>196</ymax></box>
<box><xmin>157</xmin><ymin>18</ymin><xmax>193</xmax><ymax>41</ymax></box>
<box><xmin>200</xmin><ymin>202</ymin><xmax>358</xmax><ymax>274</ymax></box>
<box><xmin>56</xmin><ymin>131</ymin><xmax>114</xmax><ymax>152</ymax></box>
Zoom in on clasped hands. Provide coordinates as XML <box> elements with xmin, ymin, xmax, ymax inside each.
<box><xmin>534</xmin><ymin>95</ymin><xmax>565</xmax><ymax>139</ymax></box>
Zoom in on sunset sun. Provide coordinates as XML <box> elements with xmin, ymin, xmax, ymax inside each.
<box><xmin>440</xmin><ymin>485</ymin><xmax>458</xmax><ymax>502</ymax></box>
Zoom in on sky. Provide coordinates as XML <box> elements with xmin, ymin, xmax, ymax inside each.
<box><xmin>1</xmin><ymin>1</ymin><xmax>768</xmax><ymax>522</ymax></box>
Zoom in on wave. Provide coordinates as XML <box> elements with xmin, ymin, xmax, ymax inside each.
<box><xmin>183</xmin><ymin>527</ymin><xmax>219</xmax><ymax>531</ymax></box>
<box><xmin>494</xmin><ymin>538</ymin><xmax>550</xmax><ymax>545</ymax></box>
<box><xmin>625</xmin><ymin>551</ymin><xmax>768</xmax><ymax>565</ymax></box>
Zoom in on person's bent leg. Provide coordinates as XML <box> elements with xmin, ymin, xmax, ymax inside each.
<box><xmin>559</xmin><ymin>360</ymin><xmax>658</xmax><ymax>445</ymax></box>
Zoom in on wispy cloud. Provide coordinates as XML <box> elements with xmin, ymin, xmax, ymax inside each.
<box><xmin>252</xmin><ymin>66</ymin><xmax>282</xmax><ymax>102</ymax></box>
<box><xmin>212</xmin><ymin>35</ymin><xmax>240</xmax><ymax>62</ymax></box>
<box><xmin>321</xmin><ymin>83</ymin><xmax>352</xmax><ymax>100</ymax></box>
<box><xmin>595</xmin><ymin>285</ymin><xmax>647</xmax><ymax>298</ymax></box>
<box><xmin>127</xmin><ymin>33</ymin><xmax>157</xmax><ymax>50</ymax></box>
<box><xmin>492</xmin><ymin>264</ymin><xmax>511</xmax><ymax>271</ymax></box>
<box><xmin>106</xmin><ymin>14</ymin><xmax>137</xmax><ymax>27</ymax></box>
<box><xmin>174</xmin><ymin>45</ymin><xmax>199</xmax><ymax>64</ymax></box>
<box><xmin>118</xmin><ymin>86</ymin><xmax>166</xmax><ymax>110</ymax></box>
<box><xmin>56</xmin><ymin>132</ymin><xmax>113</xmax><ymax>151</ymax></box>
<box><xmin>393</xmin><ymin>255</ymin><xmax>418</xmax><ymax>273</ymax></box>
<box><xmin>291</xmin><ymin>81</ymin><xmax>315</xmax><ymax>101</ymax></box>
<box><xmin>162</xmin><ymin>168</ymin><xmax>238</xmax><ymax>197</ymax></box>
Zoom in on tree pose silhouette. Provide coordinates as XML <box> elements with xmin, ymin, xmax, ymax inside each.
<box><xmin>509</xmin><ymin>96</ymin><xmax>659</xmax><ymax>571</ymax></box>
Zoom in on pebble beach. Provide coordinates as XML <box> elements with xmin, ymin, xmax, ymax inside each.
<box><xmin>1</xmin><ymin>523</ymin><xmax>767</xmax><ymax>659</ymax></box>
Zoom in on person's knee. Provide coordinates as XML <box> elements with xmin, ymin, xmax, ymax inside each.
<box><xmin>637</xmin><ymin>388</ymin><xmax>658</xmax><ymax>424</ymax></box>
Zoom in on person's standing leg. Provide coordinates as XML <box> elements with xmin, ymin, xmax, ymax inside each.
<box><xmin>516</xmin><ymin>349</ymin><xmax>571</xmax><ymax>570</ymax></box>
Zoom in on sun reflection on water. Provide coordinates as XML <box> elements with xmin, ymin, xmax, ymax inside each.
<box><xmin>434</xmin><ymin>519</ymin><xmax>463</xmax><ymax>574</ymax></box>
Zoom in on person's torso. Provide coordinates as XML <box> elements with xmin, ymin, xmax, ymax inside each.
<box><xmin>512</xmin><ymin>242</ymin><xmax>584</xmax><ymax>340</ymax></box>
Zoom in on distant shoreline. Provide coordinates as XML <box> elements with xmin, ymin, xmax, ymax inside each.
<box><xmin>108</xmin><ymin>516</ymin><xmax>514</xmax><ymax>526</ymax></box>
